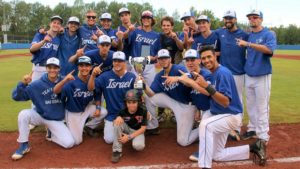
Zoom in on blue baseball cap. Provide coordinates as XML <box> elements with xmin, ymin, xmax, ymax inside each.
<box><xmin>196</xmin><ymin>15</ymin><xmax>210</xmax><ymax>23</ymax></box>
<box><xmin>223</xmin><ymin>10</ymin><xmax>236</xmax><ymax>18</ymax></box>
<box><xmin>119</xmin><ymin>7</ymin><xmax>130</xmax><ymax>15</ymax></box>
<box><xmin>181</xmin><ymin>11</ymin><xmax>194</xmax><ymax>20</ymax></box>
<box><xmin>46</xmin><ymin>57</ymin><xmax>60</xmax><ymax>67</ymax></box>
<box><xmin>246</xmin><ymin>10</ymin><xmax>263</xmax><ymax>18</ymax></box>
<box><xmin>98</xmin><ymin>35</ymin><xmax>111</xmax><ymax>44</ymax></box>
<box><xmin>184</xmin><ymin>49</ymin><xmax>199</xmax><ymax>59</ymax></box>
<box><xmin>78</xmin><ymin>56</ymin><xmax>92</xmax><ymax>65</ymax></box>
<box><xmin>100</xmin><ymin>13</ymin><xmax>112</xmax><ymax>20</ymax></box>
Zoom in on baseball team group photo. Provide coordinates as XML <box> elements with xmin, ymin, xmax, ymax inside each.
<box><xmin>1</xmin><ymin>0</ymin><xmax>300</xmax><ymax>168</ymax></box>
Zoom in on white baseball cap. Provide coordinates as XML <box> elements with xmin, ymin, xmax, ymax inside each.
<box><xmin>184</xmin><ymin>49</ymin><xmax>199</xmax><ymax>59</ymax></box>
<box><xmin>181</xmin><ymin>11</ymin><xmax>194</xmax><ymax>20</ymax></box>
<box><xmin>100</xmin><ymin>13</ymin><xmax>112</xmax><ymax>20</ymax></box>
<box><xmin>157</xmin><ymin>49</ymin><xmax>170</xmax><ymax>58</ymax></box>
<box><xmin>119</xmin><ymin>7</ymin><xmax>130</xmax><ymax>15</ymax></box>
<box><xmin>246</xmin><ymin>9</ymin><xmax>263</xmax><ymax>18</ymax></box>
<box><xmin>67</xmin><ymin>16</ymin><xmax>80</xmax><ymax>24</ymax></box>
<box><xmin>98</xmin><ymin>35</ymin><xmax>111</xmax><ymax>44</ymax></box>
<box><xmin>223</xmin><ymin>10</ymin><xmax>236</xmax><ymax>18</ymax></box>
<box><xmin>46</xmin><ymin>57</ymin><xmax>60</xmax><ymax>67</ymax></box>
<box><xmin>78</xmin><ymin>56</ymin><xmax>92</xmax><ymax>65</ymax></box>
<box><xmin>196</xmin><ymin>15</ymin><xmax>210</xmax><ymax>23</ymax></box>
<box><xmin>141</xmin><ymin>10</ymin><xmax>153</xmax><ymax>18</ymax></box>
<box><xmin>113</xmin><ymin>51</ymin><xmax>126</xmax><ymax>61</ymax></box>
<box><xmin>50</xmin><ymin>15</ymin><xmax>63</xmax><ymax>24</ymax></box>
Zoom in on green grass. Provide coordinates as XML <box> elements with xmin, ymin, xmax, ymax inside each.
<box><xmin>0</xmin><ymin>52</ymin><xmax>300</xmax><ymax>131</ymax></box>
<box><xmin>274</xmin><ymin>50</ymin><xmax>300</xmax><ymax>55</ymax></box>
<box><xmin>0</xmin><ymin>49</ymin><xmax>30</xmax><ymax>55</ymax></box>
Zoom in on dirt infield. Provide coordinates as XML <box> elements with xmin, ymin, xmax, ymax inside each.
<box><xmin>1</xmin><ymin>123</ymin><xmax>300</xmax><ymax>169</ymax></box>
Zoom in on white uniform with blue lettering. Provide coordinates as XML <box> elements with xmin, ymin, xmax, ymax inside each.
<box><xmin>244</xmin><ymin>27</ymin><xmax>277</xmax><ymax>142</ymax></box>
<box><xmin>150</xmin><ymin>64</ymin><xmax>198</xmax><ymax>146</ymax></box>
<box><xmin>198</xmin><ymin>65</ymin><xmax>249</xmax><ymax>168</ymax></box>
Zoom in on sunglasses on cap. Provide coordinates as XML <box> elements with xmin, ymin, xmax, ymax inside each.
<box><xmin>87</xmin><ymin>16</ymin><xmax>96</xmax><ymax>19</ymax></box>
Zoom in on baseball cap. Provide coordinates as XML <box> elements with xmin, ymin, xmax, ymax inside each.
<box><xmin>141</xmin><ymin>10</ymin><xmax>153</xmax><ymax>18</ymax></box>
<box><xmin>67</xmin><ymin>16</ymin><xmax>80</xmax><ymax>24</ymax></box>
<box><xmin>119</xmin><ymin>7</ymin><xmax>130</xmax><ymax>15</ymax></box>
<box><xmin>46</xmin><ymin>57</ymin><xmax>60</xmax><ymax>67</ymax></box>
<box><xmin>125</xmin><ymin>89</ymin><xmax>139</xmax><ymax>101</ymax></box>
<box><xmin>100</xmin><ymin>13</ymin><xmax>112</xmax><ymax>20</ymax></box>
<box><xmin>77</xmin><ymin>56</ymin><xmax>92</xmax><ymax>65</ymax></box>
<box><xmin>223</xmin><ymin>10</ymin><xmax>236</xmax><ymax>18</ymax></box>
<box><xmin>113</xmin><ymin>51</ymin><xmax>126</xmax><ymax>61</ymax></box>
<box><xmin>246</xmin><ymin>9</ymin><xmax>263</xmax><ymax>18</ymax></box>
<box><xmin>196</xmin><ymin>15</ymin><xmax>210</xmax><ymax>23</ymax></box>
<box><xmin>181</xmin><ymin>11</ymin><xmax>194</xmax><ymax>20</ymax></box>
<box><xmin>98</xmin><ymin>35</ymin><xmax>111</xmax><ymax>44</ymax></box>
<box><xmin>184</xmin><ymin>49</ymin><xmax>199</xmax><ymax>59</ymax></box>
<box><xmin>50</xmin><ymin>15</ymin><xmax>63</xmax><ymax>24</ymax></box>
<box><xmin>157</xmin><ymin>49</ymin><xmax>171</xmax><ymax>58</ymax></box>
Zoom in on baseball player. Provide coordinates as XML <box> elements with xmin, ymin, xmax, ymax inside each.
<box><xmin>179</xmin><ymin>11</ymin><xmax>199</xmax><ymax>49</ymax></box>
<box><xmin>11</xmin><ymin>57</ymin><xmax>75</xmax><ymax>160</ymax></box>
<box><xmin>236</xmin><ymin>10</ymin><xmax>277</xmax><ymax>143</ymax></box>
<box><xmin>30</xmin><ymin>15</ymin><xmax>63</xmax><ymax>81</ymax></box>
<box><xmin>58</xmin><ymin>16</ymin><xmax>81</xmax><ymax>77</ymax></box>
<box><xmin>143</xmin><ymin>49</ymin><xmax>198</xmax><ymax>146</ymax></box>
<box><xmin>53</xmin><ymin>56</ymin><xmax>107</xmax><ymax>145</ymax></box>
<box><xmin>181</xmin><ymin>46</ymin><xmax>266</xmax><ymax>168</ymax></box>
<box><xmin>88</xmin><ymin>51</ymin><xmax>136</xmax><ymax>144</ymax></box>
<box><xmin>216</xmin><ymin>10</ymin><xmax>249</xmax><ymax>140</ymax></box>
<box><xmin>111</xmin><ymin>89</ymin><xmax>148</xmax><ymax>163</ymax></box>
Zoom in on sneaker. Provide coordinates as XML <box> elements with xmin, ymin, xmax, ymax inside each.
<box><xmin>45</xmin><ymin>128</ymin><xmax>52</xmax><ymax>141</ymax></box>
<box><xmin>228</xmin><ymin>130</ymin><xmax>241</xmax><ymax>141</ymax></box>
<box><xmin>111</xmin><ymin>151</ymin><xmax>122</xmax><ymax>163</ymax></box>
<box><xmin>84</xmin><ymin>126</ymin><xmax>100</xmax><ymax>137</ymax></box>
<box><xmin>11</xmin><ymin>142</ymin><xmax>30</xmax><ymax>160</ymax></box>
<box><xmin>189</xmin><ymin>151</ymin><xmax>199</xmax><ymax>162</ymax></box>
<box><xmin>145</xmin><ymin>128</ymin><xmax>160</xmax><ymax>136</ymax></box>
<box><xmin>250</xmin><ymin>139</ymin><xmax>267</xmax><ymax>166</ymax></box>
<box><xmin>241</xmin><ymin>131</ymin><xmax>257</xmax><ymax>140</ymax></box>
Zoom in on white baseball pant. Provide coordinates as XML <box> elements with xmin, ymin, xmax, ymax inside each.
<box><xmin>233</xmin><ymin>74</ymin><xmax>245</xmax><ymax>131</ymax></box>
<box><xmin>17</xmin><ymin>109</ymin><xmax>74</xmax><ymax>148</ymax></box>
<box><xmin>65</xmin><ymin>104</ymin><xmax>107</xmax><ymax>145</ymax></box>
<box><xmin>245</xmin><ymin>74</ymin><xmax>271</xmax><ymax>142</ymax></box>
<box><xmin>31</xmin><ymin>64</ymin><xmax>47</xmax><ymax>81</ymax></box>
<box><xmin>198</xmin><ymin>111</ymin><xmax>249</xmax><ymax>168</ymax></box>
<box><xmin>149</xmin><ymin>93</ymin><xmax>198</xmax><ymax>146</ymax></box>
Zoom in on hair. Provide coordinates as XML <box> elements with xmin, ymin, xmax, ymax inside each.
<box><xmin>199</xmin><ymin>45</ymin><xmax>216</xmax><ymax>56</ymax></box>
<box><xmin>160</xmin><ymin>16</ymin><xmax>174</xmax><ymax>26</ymax></box>
<box><xmin>86</xmin><ymin>10</ymin><xmax>96</xmax><ymax>16</ymax></box>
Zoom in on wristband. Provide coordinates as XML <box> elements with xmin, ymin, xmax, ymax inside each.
<box><xmin>247</xmin><ymin>42</ymin><xmax>251</xmax><ymax>47</ymax></box>
<box><xmin>96</xmin><ymin>105</ymin><xmax>101</xmax><ymax>110</ymax></box>
<box><xmin>205</xmin><ymin>84</ymin><xmax>216</xmax><ymax>96</ymax></box>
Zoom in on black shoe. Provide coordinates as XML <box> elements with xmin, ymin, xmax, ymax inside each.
<box><xmin>242</xmin><ymin>131</ymin><xmax>257</xmax><ymax>140</ymax></box>
<box><xmin>111</xmin><ymin>151</ymin><xmax>122</xmax><ymax>163</ymax></box>
<box><xmin>83</xmin><ymin>126</ymin><xmax>100</xmax><ymax>137</ymax></box>
<box><xmin>250</xmin><ymin>139</ymin><xmax>267</xmax><ymax>166</ymax></box>
<box><xmin>145</xmin><ymin>128</ymin><xmax>160</xmax><ymax>136</ymax></box>
<box><xmin>228</xmin><ymin>130</ymin><xmax>241</xmax><ymax>141</ymax></box>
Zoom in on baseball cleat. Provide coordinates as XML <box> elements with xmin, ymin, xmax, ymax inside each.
<box><xmin>241</xmin><ymin>131</ymin><xmax>257</xmax><ymax>140</ymax></box>
<box><xmin>251</xmin><ymin>139</ymin><xmax>267</xmax><ymax>166</ymax></box>
<box><xmin>228</xmin><ymin>130</ymin><xmax>241</xmax><ymax>141</ymax></box>
<box><xmin>45</xmin><ymin>128</ymin><xmax>52</xmax><ymax>141</ymax></box>
<box><xmin>11</xmin><ymin>142</ymin><xmax>30</xmax><ymax>160</ymax></box>
<box><xmin>189</xmin><ymin>151</ymin><xmax>199</xmax><ymax>162</ymax></box>
<box><xmin>111</xmin><ymin>151</ymin><xmax>122</xmax><ymax>163</ymax></box>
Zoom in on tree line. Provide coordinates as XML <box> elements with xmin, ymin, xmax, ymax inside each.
<box><xmin>1</xmin><ymin>0</ymin><xmax>300</xmax><ymax>45</ymax></box>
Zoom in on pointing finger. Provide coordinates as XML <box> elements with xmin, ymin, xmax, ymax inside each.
<box><xmin>69</xmin><ymin>70</ymin><xmax>75</xmax><ymax>75</ymax></box>
<box><xmin>29</xmin><ymin>71</ymin><xmax>33</xmax><ymax>77</ymax></box>
<box><xmin>178</xmin><ymin>69</ymin><xmax>185</xmax><ymax>75</ymax></box>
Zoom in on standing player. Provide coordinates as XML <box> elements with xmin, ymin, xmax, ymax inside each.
<box><xmin>53</xmin><ymin>56</ymin><xmax>107</xmax><ymax>145</ymax></box>
<box><xmin>179</xmin><ymin>11</ymin><xmax>199</xmax><ymax>49</ymax></box>
<box><xmin>236</xmin><ymin>10</ymin><xmax>277</xmax><ymax>143</ymax></box>
<box><xmin>111</xmin><ymin>89</ymin><xmax>148</xmax><ymax>163</ymax></box>
<box><xmin>30</xmin><ymin>15</ymin><xmax>63</xmax><ymax>81</ymax></box>
<box><xmin>182</xmin><ymin>46</ymin><xmax>266</xmax><ymax>168</ymax></box>
<box><xmin>11</xmin><ymin>57</ymin><xmax>75</xmax><ymax>160</ymax></box>
<box><xmin>216</xmin><ymin>10</ymin><xmax>249</xmax><ymax>140</ymax></box>
<box><xmin>143</xmin><ymin>49</ymin><xmax>198</xmax><ymax>146</ymax></box>
<box><xmin>88</xmin><ymin>51</ymin><xmax>136</xmax><ymax>144</ymax></box>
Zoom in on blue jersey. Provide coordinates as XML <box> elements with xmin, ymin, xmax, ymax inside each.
<box><xmin>95</xmin><ymin>70</ymin><xmax>136</xmax><ymax>121</ymax></box>
<box><xmin>58</xmin><ymin>28</ymin><xmax>80</xmax><ymax>76</ymax></box>
<box><xmin>60</xmin><ymin>76</ymin><xmax>98</xmax><ymax>113</ymax></box>
<box><xmin>129</xmin><ymin>29</ymin><xmax>161</xmax><ymax>60</ymax></box>
<box><xmin>192</xmin><ymin>31</ymin><xmax>220</xmax><ymax>52</ymax></box>
<box><xmin>84</xmin><ymin>49</ymin><xmax>114</xmax><ymax>71</ymax></box>
<box><xmin>210</xmin><ymin>65</ymin><xmax>242</xmax><ymax>115</ymax></box>
<box><xmin>216</xmin><ymin>28</ymin><xmax>249</xmax><ymax>75</ymax></box>
<box><xmin>244</xmin><ymin>28</ymin><xmax>277</xmax><ymax>76</ymax></box>
<box><xmin>190</xmin><ymin>68</ymin><xmax>212</xmax><ymax>111</ymax></box>
<box><xmin>150</xmin><ymin>64</ymin><xmax>191</xmax><ymax>104</ymax></box>
<box><xmin>101</xmin><ymin>27</ymin><xmax>118</xmax><ymax>51</ymax></box>
<box><xmin>12</xmin><ymin>74</ymin><xmax>65</xmax><ymax>121</ymax></box>
<box><xmin>78</xmin><ymin>24</ymin><xmax>99</xmax><ymax>52</ymax></box>
<box><xmin>119</xmin><ymin>25</ymin><xmax>132</xmax><ymax>59</ymax></box>
<box><xmin>31</xmin><ymin>32</ymin><xmax>61</xmax><ymax>65</ymax></box>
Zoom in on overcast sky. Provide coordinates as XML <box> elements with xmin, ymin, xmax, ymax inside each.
<box><xmin>5</xmin><ymin>0</ymin><xmax>300</xmax><ymax>27</ymax></box>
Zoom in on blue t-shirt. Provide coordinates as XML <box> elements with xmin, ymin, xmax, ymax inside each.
<box><xmin>190</xmin><ymin>68</ymin><xmax>212</xmax><ymax>111</ymax></box>
<box><xmin>31</xmin><ymin>32</ymin><xmax>61</xmax><ymax>65</ymax></box>
<box><xmin>101</xmin><ymin>27</ymin><xmax>118</xmax><ymax>51</ymax></box>
<box><xmin>209</xmin><ymin>65</ymin><xmax>242</xmax><ymax>115</ymax></box>
<box><xmin>150</xmin><ymin>64</ymin><xmax>191</xmax><ymax>104</ymax></box>
<box><xmin>244</xmin><ymin>28</ymin><xmax>277</xmax><ymax>76</ymax></box>
<box><xmin>95</xmin><ymin>70</ymin><xmax>136</xmax><ymax>121</ymax></box>
<box><xmin>192</xmin><ymin>31</ymin><xmax>220</xmax><ymax>52</ymax></box>
<box><xmin>216</xmin><ymin>28</ymin><xmax>249</xmax><ymax>75</ymax></box>
<box><xmin>119</xmin><ymin>25</ymin><xmax>133</xmax><ymax>59</ymax></box>
<box><xmin>84</xmin><ymin>49</ymin><xmax>114</xmax><ymax>71</ymax></box>
<box><xmin>78</xmin><ymin>24</ymin><xmax>99</xmax><ymax>52</ymax></box>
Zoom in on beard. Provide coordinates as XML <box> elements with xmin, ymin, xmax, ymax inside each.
<box><xmin>225</xmin><ymin>22</ymin><xmax>235</xmax><ymax>30</ymax></box>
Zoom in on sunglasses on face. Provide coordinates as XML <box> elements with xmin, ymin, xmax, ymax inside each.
<box><xmin>224</xmin><ymin>17</ymin><xmax>234</xmax><ymax>20</ymax></box>
<box><xmin>248</xmin><ymin>16</ymin><xmax>260</xmax><ymax>20</ymax></box>
<box><xmin>87</xmin><ymin>16</ymin><xmax>96</xmax><ymax>19</ymax></box>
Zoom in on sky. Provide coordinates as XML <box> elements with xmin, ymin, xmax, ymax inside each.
<box><xmin>5</xmin><ymin>0</ymin><xmax>300</xmax><ymax>27</ymax></box>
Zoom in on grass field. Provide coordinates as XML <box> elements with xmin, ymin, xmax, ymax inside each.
<box><xmin>274</xmin><ymin>50</ymin><xmax>300</xmax><ymax>55</ymax></box>
<box><xmin>0</xmin><ymin>50</ymin><xmax>300</xmax><ymax>131</ymax></box>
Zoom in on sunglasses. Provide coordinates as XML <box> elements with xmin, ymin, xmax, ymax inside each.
<box><xmin>224</xmin><ymin>17</ymin><xmax>234</xmax><ymax>20</ymax></box>
<box><xmin>86</xmin><ymin>16</ymin><xmax>96</xmax><ymax>19</ymax></box>
<box><xmin>248</xmin><ymin>16</ymin><xmax>260</xmax><ymax>20</ymax></box>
